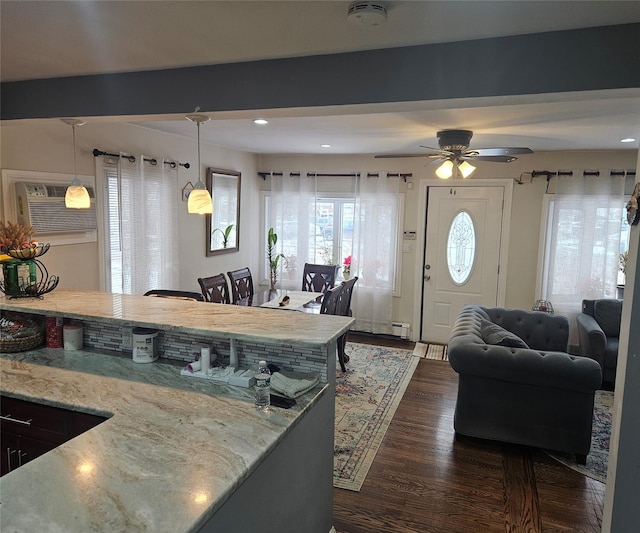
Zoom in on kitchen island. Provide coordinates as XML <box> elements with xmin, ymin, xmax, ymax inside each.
<box><xmin>0</xmin><ymin>290</ymin><xmax>353</xmax><ymax>533</ymax></box>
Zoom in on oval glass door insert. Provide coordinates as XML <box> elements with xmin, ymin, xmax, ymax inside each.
<box><xmin>447</xmin><ymin>210</ymin><xmax>476</xmax><ymax>284</ymax></box>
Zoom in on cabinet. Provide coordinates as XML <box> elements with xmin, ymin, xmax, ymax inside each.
<box><xmin>0</xmin><ymin>396</ymin><xmax>106</xmax><ymax>476</ymax></box>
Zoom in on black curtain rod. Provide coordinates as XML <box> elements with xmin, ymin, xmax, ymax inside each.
<box><xmin>92</xmin><ymin>149</ymin><xmax>190</xmax><ymax>169</ymax></box>
<box><xmin>532</xmin><ymin>169</ymin><xmax>636</xmax><ymax>179</ymax></box>
<box><xmin>258</xmin><ymin>171</ymin><xmax>412</xmax><ymax>182</ymax></box>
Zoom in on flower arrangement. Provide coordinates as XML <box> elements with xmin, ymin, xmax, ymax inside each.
<box><xmin>0</xmin><ymin>222</ymin><xmax>37</xmax><ymax>256</ymax></box>
<box><xmin>343</xmin><ymin>255</ymin><xmax>352</xmax><ymax>275</ymax></box>
<box><xmin>619</xmin><ymin>250</ymin><xmax>628</xmax><ymax>276</ymax></box>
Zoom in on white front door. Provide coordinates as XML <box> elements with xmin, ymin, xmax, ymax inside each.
<box><xmin>421</xmin><ymin>186</ymin><xmax>505</xmax><ymax>343</ymax></box>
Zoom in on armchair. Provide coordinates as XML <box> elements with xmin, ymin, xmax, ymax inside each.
<box><xmin>576</xmin><ymin>299</ymin><xmax>622</xmax><ymax>386</ymax></box>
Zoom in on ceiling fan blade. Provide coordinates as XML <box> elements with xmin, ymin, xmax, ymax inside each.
<box><xmin>471</xmin><ymin>155</ymin><xmax>519</xmax><ymax>163</ymax></box>
<box><xmin>471</xmin><ymin>147</ymin><xmax>533</xmax><ymax>156</ymax></box>
<box><xmin>374</xmin><ymin>153</ymin><xmax>429</xmax><ymax>159</ymax></box>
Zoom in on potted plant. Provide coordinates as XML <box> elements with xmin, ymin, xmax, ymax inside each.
<box><xmin>211</xmin><ymin>224</ymin><xmax>234</xmax><ymax>248</ymax></box>
<box><xmin>266</xmin><ymin>227</ymin><xmax>284</xmax><ymax>290</ymax></box>
<box><xmin>342</xmin><ymin>255</ymin><xmax>352</xmax><ymax>280</ymax></box>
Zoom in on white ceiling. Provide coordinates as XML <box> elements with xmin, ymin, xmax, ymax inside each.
<box><xmin>2</xmin><ymin>1</ymin><xmax>640</xmax><ymax>155</ymax></box>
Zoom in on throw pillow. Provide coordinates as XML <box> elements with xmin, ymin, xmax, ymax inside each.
<box><xmin>480</xmin><ymin>319</ymin><xmax>529</xmax><ymax>348</ymax></box>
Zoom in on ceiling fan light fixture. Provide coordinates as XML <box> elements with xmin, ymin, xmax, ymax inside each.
<box><xmin>458</xmin><ymin>160</ymin><xmax>476</xmax><ymax>178</ymax></box>
<box><xmin>436</xmin><ymin>160</ymin><xmax>454</xmax><ymax>179</ymax></box>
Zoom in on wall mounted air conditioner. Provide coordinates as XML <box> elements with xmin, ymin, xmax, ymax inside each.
<box><xmin>15</xmin><ymin>182</ymin><xmax>97</xmax><ymax>238</ymax></box>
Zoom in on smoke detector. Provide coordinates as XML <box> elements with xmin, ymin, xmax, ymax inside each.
<box><xmin>347</xmin><ymin>2</ymin><xmax>387</xmax><ymax>26</ymax></box>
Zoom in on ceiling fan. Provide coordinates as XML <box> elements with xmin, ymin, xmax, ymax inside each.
<box><xmin>375</xmin><ymin>129</ymin><xmax>533</xmax><ymax>179</ymax></box>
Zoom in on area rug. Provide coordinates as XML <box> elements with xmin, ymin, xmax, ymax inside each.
<box><xmin>544</xmin><ymin>390</ymin><xmax>613</xmax><ymax>483</ymax></box>
<box><xmin>413</xmin><ymin>341</ymin><xmax>448</xmax><ymax>361</ymax></box>
<box><xmin>334</xmin><ymin>342</ymin><xmax>419</xmax><ymax>491</ymax></box>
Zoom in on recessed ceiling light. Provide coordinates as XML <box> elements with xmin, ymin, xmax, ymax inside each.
<box><xmin>253</xmin><ymin>118</ymin><xmax>268</xmax><ymax>125</ymax></box>
<box><xmin>320</xmin><ymin>144</ymin><xmax>331</xmax><ymax>148</ymax></box>
<box><xmin>620</xmin><ymin>137</ymin><xmax>637</xmax><ymax>143</ymax></box>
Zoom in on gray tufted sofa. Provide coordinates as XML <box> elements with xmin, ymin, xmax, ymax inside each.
<box><xmin>448</xmin><ymin>305</ymin><xmax>602</xmax><ymax>463</ymax></box>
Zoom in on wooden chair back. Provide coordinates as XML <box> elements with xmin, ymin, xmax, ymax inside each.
<box><xmin>198</xmin><ymin>273</ymin><xmax>230</xmax><ymax>304</ymax></box>
<box><xmin>320</xmin><ymin>283</ymin><xmax>343</xmax><ymax>316</ymax></box>
<box><xmin>301</xmin><ymin>263</ymin><xmax>339</xmax><ymax>294</ymax></box>
<box><xmin>227</xmin><ymin>267</ymin><xmax>254</xmax><ymax>303</ymax></box>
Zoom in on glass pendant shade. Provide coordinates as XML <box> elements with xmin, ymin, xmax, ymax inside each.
<box><xmin>435</xmin><ymin>160</ymin><xmax>454</xmax><ymax>179</ymax></box>
<box><xmin>458</xmin><ymin>160</ymin><xmax>476</xmax><ymax>178</ymax></box>
<box><xmin>65</xmin><ymin>178</ymin><xmax>91</xmax><ymax>208</ymax></box>
<box><xmin>188</xmin><ymin>181</ymin><xmax>213</xmax><ymax>214</ymax></box>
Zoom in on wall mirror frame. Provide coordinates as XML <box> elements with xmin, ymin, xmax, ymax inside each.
<box><xmin>205</xmin><ymin>167</ymin><xmax>241</xmax><ymax>256</ymax></box>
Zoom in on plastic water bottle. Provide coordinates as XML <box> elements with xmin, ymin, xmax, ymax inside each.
<box><xmin>255</xmin><ymin>360</ymin><xmax>271</xmax><ymax>409</ymax></box>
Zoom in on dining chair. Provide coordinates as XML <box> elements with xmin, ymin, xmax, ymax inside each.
<box><xmin>320</xmin><ymin>277</ymin><xmax>358</xmax><ymax>372</ymax></box>
<box><xmin>335</xmin><ymin>277</ymin><xmax>358</xmax><ymax>371</ymax></box>
<box><xmin>143</xmin><ymin>289</ymin><xmax>204</xmax><ymax>301</ymax></box>
<box><xmin>197</xmin><ymin>273</ymin><xmax>231</xmax><ymax>304</ymax></box>
<box><xmin>301</xmin><ymin>263</ymin><xmax>339</xmax><ymax>298</ymax></box>
<box><xmin>227</xmin><ymin>267</ymin><xmax>254</xmax><ymax>303</ymax></box>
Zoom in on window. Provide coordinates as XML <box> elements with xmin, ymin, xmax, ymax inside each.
<box><xmin>99</xmin><ymin>156</ymin><xmax>179</xmax><ymax>294</ymax></box>
<box><xmin>262</xmin><ymin>191</ymin><xmax>402</xmax><ymax>294</ymax></box>
<box><xmin>447</xmin><ymin>210</ymin><xmax>475</xmax><ymax>285</ymax></box>
<box><xmin>264</xmin><ymin>195</ymin><xmax>354</xmax><ymax>280</ymax></box>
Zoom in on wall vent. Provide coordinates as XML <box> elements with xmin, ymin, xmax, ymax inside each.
<box><xmin>391</xmin><ymin>322</ymin><xmax>410</xmax><ymax>339</ymax></box>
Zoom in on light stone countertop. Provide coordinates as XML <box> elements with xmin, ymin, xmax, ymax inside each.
<box><xmin>0</xmin><ymin>347</ymin><xmax>327</xmax><ymax>532</ymax></box>
<box><xmin>0</xmin><ymin>289</ymin><xmax>353</xmax><ymax>347</ymax></box>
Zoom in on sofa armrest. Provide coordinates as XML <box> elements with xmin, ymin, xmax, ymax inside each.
<box><xmin>448</xmin><ymin>342</ymin><xmax>602</xmax><ymax>392</ymax></box>
<box><xmin>576</xmin><ymin>313</ymin><xmax>606</xmax><ymax>359</ymax></box>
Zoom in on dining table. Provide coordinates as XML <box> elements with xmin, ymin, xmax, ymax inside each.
<box><xmin>235</xmin><ymin>289</ymin><xmax>324</xmax><ymax>313</ymax></box>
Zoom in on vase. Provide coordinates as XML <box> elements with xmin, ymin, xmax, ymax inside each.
<box><xmin>343</xmin><ymin>271</ymin><xmax>351</xmax><ymax>280</ymax></box>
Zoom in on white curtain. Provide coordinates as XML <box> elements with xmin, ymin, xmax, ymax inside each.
<box><xmin>99</xmin><ymin>155</ymin><xmax>179</xmax><ymax>294</ymax></box>
<box><xmin>542</xmin><ymin>169</ymin><xmax>626</xmax><ymax>338</ymax></box>
<box><xmin>268</xmin><ymin>172</ymin><xmax>317</xmax><ymax>289</ymax></box>
<box><xmin>351</xmin><ymin>173</ymin><xmax>400</xmax><ymax>334</ymax></box>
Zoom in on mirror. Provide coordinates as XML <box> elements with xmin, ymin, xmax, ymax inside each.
<box><xmin>206</xmin><ymin>167</ymin><xmax>240</xmax><ymax>256</ymax></box>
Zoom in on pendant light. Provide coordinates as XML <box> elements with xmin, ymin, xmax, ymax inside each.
<box><xmin>186</xmin><ymin>114</ymin><xmax>212</xmax><ymax>214</ymax></box>
<box><xmin>62</xmin><ymin>118</ymin><xmax>90</xmax><ymax>208</ymax></box>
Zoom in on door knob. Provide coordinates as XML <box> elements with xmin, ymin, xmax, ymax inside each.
<box><xmin>424</xmin><ymin>274</ymin><xmax>431</xmax><ymax>281</ymax></box>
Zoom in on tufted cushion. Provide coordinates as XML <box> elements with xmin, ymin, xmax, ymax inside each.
<box><xmin>484</xmin><ymin>307</ymin><xmax>569</xmax><ymax>352</ymax></box>
<box><xmin>480</xmin><ymin>319</ymin><xmax>529</xmax><ymax>348</ymax></box>
<box><xmin>593</xmin><ymin>299</ymin><xmax>622</xmax><ymax>337</ymax></box>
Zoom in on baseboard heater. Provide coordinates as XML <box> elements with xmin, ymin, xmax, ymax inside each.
<box><xmin>391</xmin><ymin>322</ymin><xmax>410</xmax><ymax>339</ymax></box>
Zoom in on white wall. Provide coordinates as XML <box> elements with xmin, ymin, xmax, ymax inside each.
<box><xmin>1</xmin><ymin>121</ymin><xmax>261</xmax><ymax>294</ymax></box>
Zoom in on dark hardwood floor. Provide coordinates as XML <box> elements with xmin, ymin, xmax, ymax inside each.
<box><xmin>334</xmin><ymin>334</ymin><xmax>606</xmax><ymax>533</ymax></box>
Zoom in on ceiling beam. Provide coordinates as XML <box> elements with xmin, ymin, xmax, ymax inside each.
<box><xmin>2</xmin><ymin>23</ymin><xmax>639</xmax><ymax>121</ymax></box>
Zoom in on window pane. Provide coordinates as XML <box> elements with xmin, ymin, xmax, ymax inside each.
<box><xmin>447</xmin><ymin>211</ymin><xmax>475</xmax><ymax>285</ymax></box>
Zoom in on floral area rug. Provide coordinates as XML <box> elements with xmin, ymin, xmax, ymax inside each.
<box><xmin>544</xmin><ymin>390</ymin><xmax>613</xmax><ymax>483</ymax></box>
<box><xmin>334</xmin><ymin>342</ymin><xmax>420</xmax><ymax>491</ymax></box>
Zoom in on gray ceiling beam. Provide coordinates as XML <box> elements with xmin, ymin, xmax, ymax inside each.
<box><xmin>2</xmin><ymin>23</ymin><xmax>639</xmax><ymax>121</ymax></box>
